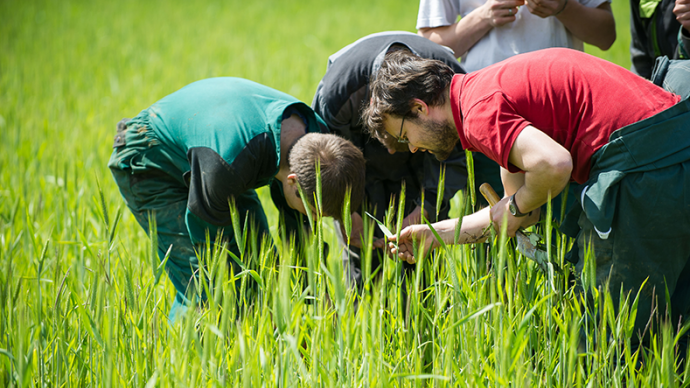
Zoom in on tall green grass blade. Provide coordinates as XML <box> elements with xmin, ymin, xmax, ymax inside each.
<box><xmin>436</xmin><ymin>163</ymin><xmax>445</xmax><ymax>223</ymax></box>
<box><xmin>423</xmin><ymin>218</ymin><xmax>446</xmax><ymax>251</ymax></box>
<box><xmin>341</xmin><ymin>187</ymin><xmax>352</xmax><ymax>243</ymax></box>
<box><xmin>228</xmin><ymin>197</ymin><xmax>245</xmax><ymax>261</ymax></box>
<box><xmin>442</xmin><ymin>302</ymin><xmax>501</xmax><ymax>333</ymax></box>
<box><xmin>315</xmin><ymin>158</ymin><xmax>323</xmax><ymax>217</ymax></box>
<box><xmin>395</xmin><ymin>181</ymin><xmax>405</xmax><ymax>245</ymax></box>
<box><xmin>364</xmin><ymin>211</ymin><xmax>393</xmax><ymax>239</ymax></box>
<box><xmin>465</xmin><ymin>150</ymin><xmax>476</xmax><ymax>208</ymax></box>
<box><xmin>297</xmin><ymin>184</ymin><xmax>314</xmax><ymax>231</ymax></box>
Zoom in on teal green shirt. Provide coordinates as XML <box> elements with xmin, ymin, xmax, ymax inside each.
<box><xmin>113</xmin><ymin>77</ymin><xmax>326</xmax><ymax>244</ymax></box>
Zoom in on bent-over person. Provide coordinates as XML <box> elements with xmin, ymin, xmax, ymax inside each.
<box><xmin>109</xmin><ymin>77</ymin><xmax>365</xmax><ymax>321</ymax></box>
<box><xmin>363</xmin><ymin>48</ymin><xmax>690</xmax><ymax>351</ymax></box>
<box><xmin>311</xmin><ymin>31</ymin><xmax>467</xmax><ymax>290</ymax></box>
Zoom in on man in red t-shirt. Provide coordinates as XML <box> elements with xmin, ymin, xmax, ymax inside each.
<box><xmin>363</xmin><ymin>47</ymin><xmax>690</xmax><ymax>347</ymax></box>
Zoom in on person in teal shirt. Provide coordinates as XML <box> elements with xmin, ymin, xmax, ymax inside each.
<box><xmin>109</xmin><ymin>77</ymin><xmax>365</xmax><ymax>321</ymax></box>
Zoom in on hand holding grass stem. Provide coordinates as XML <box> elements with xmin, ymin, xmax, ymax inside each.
<box><xmin>386</xmin><ymin>209</ymin><xmax>493</xmax><ymax>263</ymax></box>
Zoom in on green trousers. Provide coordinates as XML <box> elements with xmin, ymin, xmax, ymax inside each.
<box><xmin>109</xmin><ymin>138</ymin><xmax>270</xmax><ymax>323</ymax></box>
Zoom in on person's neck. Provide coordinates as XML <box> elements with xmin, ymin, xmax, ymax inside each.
<box><xmin>276</xmin><ymin>114</ymin><xmax>307</xmax><ymax>183</ymax></box>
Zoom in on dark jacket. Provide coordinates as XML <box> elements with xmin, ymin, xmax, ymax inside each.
<box><xmin>312</xmin><ymin>31</ymin><xmax>467</xmax><ymax>220</ymax></box>
<box><xmin>631</xmin><ymin>0</ymin><xmax>690</xmax><ymax>78</ymax></box>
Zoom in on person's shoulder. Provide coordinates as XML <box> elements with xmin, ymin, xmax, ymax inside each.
<box><xmin>180</xmin><ymin>77</ymin><xmax>274</xmax><ymax>95</ymax></box>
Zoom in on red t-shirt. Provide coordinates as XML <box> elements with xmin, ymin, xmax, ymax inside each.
<box><xmin>451</xmin><ymin>48</ymin><xmax>681</xmax><ymax>184</ymax></box>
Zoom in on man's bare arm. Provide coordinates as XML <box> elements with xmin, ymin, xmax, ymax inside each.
<box><xmin>490</xmin><ymin>125</ymin><xmax>572</xmax><ymax>236</ymax></box>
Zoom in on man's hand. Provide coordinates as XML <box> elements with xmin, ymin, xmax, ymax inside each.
<box><xmin>377</xmin><ymin>210</ymin><xmax>494</xmax><ymax>264</ymax></box>
<box><xmin>372</xmin><ymin>206</ymin><xmax>427</xmax><ymax>250</ymax></box>
<box><xmin>525</xmin><ymin>0</ymin><xmax>566</xmax><ymax>18</ymax></box>
<box><xmin>479</xmin><ymin>0</ymin><xmax>526</xmax><ymax>27</ymax></box>
<box><xmin>675</xmin><ymin>0</ymin><xmax>690</xmax><ymax>31</ymax></box>
<box><xmin>341</xmin><ymin>212</ymin><xmax>364</xmax><ymax>248</ymax></box>
<box><xmin>489</xmin><ymin>199</ymin><xmax>541</xmax><ymax>237</ymax></box>
<box><xmin>387</xmin><ymin>224</ymin><xmax>439</xmax><ymax>265</ymax></box>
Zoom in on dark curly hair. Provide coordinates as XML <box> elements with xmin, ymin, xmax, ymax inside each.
<box><xmin>362</xmin><ymin>49</ymin><xmax>454</xmax><ymax>144</ymax></box>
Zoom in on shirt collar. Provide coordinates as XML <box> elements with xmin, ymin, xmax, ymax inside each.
<box><xmin>450</xmin><ymin>74</ymin><xmax>469</xmax><ymax>149</ymax></box>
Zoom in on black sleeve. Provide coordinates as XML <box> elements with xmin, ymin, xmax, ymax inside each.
<box><xmin>186</xmin><ymin>134</ymin><xmax>277</xmax><ymax>226</ymax></box>
<box><xmin>312</xmin><ymin>80</ymin><xmax>368</xmax><ymax>148</ymax></box>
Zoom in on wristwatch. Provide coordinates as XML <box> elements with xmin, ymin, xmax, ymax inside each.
<box><xmin>508</xmin><ymin>194</ymin><xmax>529</xmax><ymax>217</ymax></box>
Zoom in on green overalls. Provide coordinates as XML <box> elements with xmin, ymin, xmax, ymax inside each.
<box><xmin>563</xmin><ymin>97</ymin><xmax>690</xmax><ymax>344</ymax></box>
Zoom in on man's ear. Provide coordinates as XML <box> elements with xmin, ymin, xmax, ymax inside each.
<box><xmin>286</xmin><ymin>173</ymin><xmax>298</xmax><ymax>186</ymax></box>
<box><xmin>411</xmin><ymin>98</ymin><xmax>430</xmax><ymax>118</ymax></box>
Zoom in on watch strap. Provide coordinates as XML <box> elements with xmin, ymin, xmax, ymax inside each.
<box><xmin>509</xmin><ymin>193</ymin><xmax>530</xmax><ymax>217</ymax></box>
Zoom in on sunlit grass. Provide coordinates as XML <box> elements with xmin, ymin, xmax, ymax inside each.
<box><xmin>1</xmin><ymin>0</ymin><xmax>688</xmax><ymax>386</ymax></box>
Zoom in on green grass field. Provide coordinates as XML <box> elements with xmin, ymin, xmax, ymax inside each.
<box><xmin>2</xmin><ymin>0</ymin><xmax>689</xmax><ymax>386</ymax></box>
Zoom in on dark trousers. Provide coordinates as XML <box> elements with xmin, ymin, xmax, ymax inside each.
<box><xmin>110</xmin><ymin>167</ymin><xmax>269</xmax><ymax>321</ymax></box>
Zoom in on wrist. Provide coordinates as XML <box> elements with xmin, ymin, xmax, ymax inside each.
<box><xmin>508</xmin><ymin>193</ymin><xmax>531</xmax><ymax>217</ymax></box>
<box><xmin>554</xmin><ymin>0</ymin><xmax>568</xmax><ymax>16</ymax></box>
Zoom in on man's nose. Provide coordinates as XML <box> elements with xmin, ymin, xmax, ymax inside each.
<box><xmin>408</xmin><ymin>144</ymin><xmax>418</xmax><ymax>153</ymax></box>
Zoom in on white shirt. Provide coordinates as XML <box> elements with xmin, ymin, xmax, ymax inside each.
<box><xmin>416</xmin><ymin>0</ymin><xmax>609</xmax><ymax>72</ymax></box>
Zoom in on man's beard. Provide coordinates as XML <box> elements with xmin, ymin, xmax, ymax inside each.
<box><xmin>419</xmin><ymin>117</ymin><xmax>459</xmax><ymax>161</ymax></box>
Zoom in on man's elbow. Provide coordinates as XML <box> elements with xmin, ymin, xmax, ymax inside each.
<box><xmin>418</xmin><ymin>27</ymin><xmax>434</xmax><ymax>39</ymax></box>
<box><xmin>589</xmin><ymin>12</ymin><xmax>617</xmax><ymax>50</ymax></box>
<box><xmin>595</xmin><ymin>28</ymin><xmax>616</xmax><ymax>51</ymax></box>
<box><xmin>418</xmin><ymin>27</ymin><xmax>455</xmax><ymax>51</ymax></box>
<box><xmin>551</xmin><ymin>155</ymin><xmax>573</xmax><ymax>189</ymax></box>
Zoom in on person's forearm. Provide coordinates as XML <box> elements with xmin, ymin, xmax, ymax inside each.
<box><xmin>556</xmin><ymin>2</ymin><xmax>615</xmax><ymax>50</ymax></box>
<box><xmin>500</xmin><ymin>167</ymin><xmax>524</xmax><ymax>197</ymax></box>
<box><xmin>507</xmin><ymin>126</ymin><xmax>573</xmax><ymax>214</ymax></box>
<box><xmin>431</xmin><ymin>207</ymin><xmax>492</xmax><ymax>245</ymax></box>
<box><xmin>514</xmin><ymin>161</ymin><xmax>571</xmax><ymax>215</ymax></box>
<box><xmin>418</xmin><ymin>11</ymin><xmax>494</xmax><ymax>58</ymax></box>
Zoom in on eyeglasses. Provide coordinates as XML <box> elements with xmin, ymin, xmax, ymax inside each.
<box><xmin>397</xmin><ymin>116</ymin><xmax>409</xmax><ymax>144</ymax></box>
